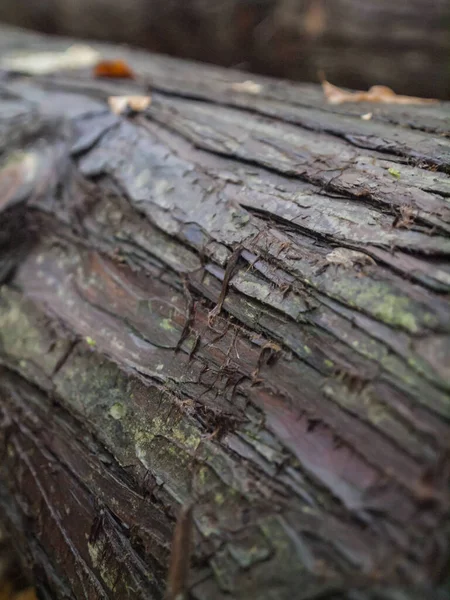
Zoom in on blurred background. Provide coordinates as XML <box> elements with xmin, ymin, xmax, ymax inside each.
<box><xmin>0</xmin><ymin>0</ymin><xmax>449</xmax><ymax>99</ymax></box>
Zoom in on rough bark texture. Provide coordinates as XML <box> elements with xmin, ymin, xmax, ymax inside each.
<box><xmin>0</xmin><ymin>0</ymin><xmax>449</xmax><ymax>99</ymax></box>
<box><xmin>1</xmin><ymin>24</ymin><xmax>450</xmax><ymax>600</ymax></box>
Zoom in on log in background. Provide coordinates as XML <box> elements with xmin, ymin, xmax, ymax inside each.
<box><xmin>1</xmin><ymin>24</ymin><xmax>450</xmax><ymax>600</ymax></box>
<box><xmin>0</xmin><ymin>0</ymin><xmax>449</xmax><ymax>99</ymax></box>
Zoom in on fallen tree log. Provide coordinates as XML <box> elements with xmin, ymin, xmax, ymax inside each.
<box><xmin>0</xmin><ymin>0</ymin><xmax>449</xmax><ymax>99</ymax></box>
<box><xmin>0</xmin><ymin>24</ymin><xmax>450</xmax><ymax>600</ymax></box>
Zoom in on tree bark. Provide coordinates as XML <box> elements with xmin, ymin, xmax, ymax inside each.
<box><xmin>0</xmin><ymin>0</ymin><xmax>449</xmax><ymax>99</ymax></box>
<box><xmin>1</xmin><ymin>24</ymin><xmax>450</xmax><ymax>600</ymax></box>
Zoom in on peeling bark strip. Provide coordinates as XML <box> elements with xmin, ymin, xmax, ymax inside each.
<box><xmin>0</xmin><ymin>25</ymin><xmax>450</xmax><ymax>600</ymax></box>
<box><xmin>165</xmin><ymin>503</ymin><xmax>194</xmax><ymax>600</ymax></box>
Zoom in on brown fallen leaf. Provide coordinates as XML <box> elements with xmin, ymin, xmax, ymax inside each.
<box><xmin>322</xmin><ymin>80</ymin><xmax>437</xmax><ymax>105</ymax></box>
<box><xmin>108</xmin><ymin>95</ymin><xmax>151</xmax><ymax>115</ymax></box>
<box><xmin>94</xmin><ymin>59</ymin><xmax>134</xmax><ymax>79</ymax></box>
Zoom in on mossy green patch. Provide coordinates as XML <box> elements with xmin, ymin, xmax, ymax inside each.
<box><xmin>388</xmin><ymin>167</ymin><xmax>401</xmax><ymax>179</ymax></box>
<box><xmin>88</xmin><ymin>541</ymin><xmax>119</xmax><ymax>591</ymax></box>
<box><xmin>160</xmin><ymin>317</ymin><xmax>176</xmax><ymax>332</ymax></box>
<box><xmin>227</xmin><ymin>528</ymin><xmax>271</xmax><ymax>568</ymax></box>
<box><xmin>109</xmin><ymin>402</ymin><xmax>126</xmax><ymax>420</ymax></box>
<box><xmin>215</xmin><ymin>492</ymin><xmax>225</xmax><ymax>505</ymax></box>
<box><xmin>0</xmin><ymin>287</ymin><xmax>71</xmax><ymax>379</ymax></box>
<box><xmin>328</xmin><ymin>278</ymin><xmax>435</xmax><ymax>333</ymax></box>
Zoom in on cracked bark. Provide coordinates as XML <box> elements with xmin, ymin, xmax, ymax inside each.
<box><xmin>0</xmin><ymin>25</ymin><xmax>450</xmax><ymax>600</ymax></box>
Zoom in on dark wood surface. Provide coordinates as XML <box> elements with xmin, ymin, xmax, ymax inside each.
<box><xmin>0</xmin><ymin>25</ymin><xmax>450</xmax><ymax>600</ymax></box>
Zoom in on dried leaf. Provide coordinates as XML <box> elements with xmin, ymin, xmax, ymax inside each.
<box><xmin>231</xmin><ymin>80</ymin><xmax>262</xmax><ymax>94</ymax></box>
<box><xmin>108</xmin><ymin>95</ymin><xmax>151</xmax><ymax>115</ymax></box>
<box><xmin>1</xmin><ymin>45</ymin><xmax>100</xmax><ymax>75</ymax></box>
<box><xmin>94</xmin><ymin>59</ymin><xmax>134</xmax><ymax>79</ymax></box>
<box><xmin>322</xmin><ymin>80</ymin><xmax>437</xmax><ymax>105</ymax></box>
